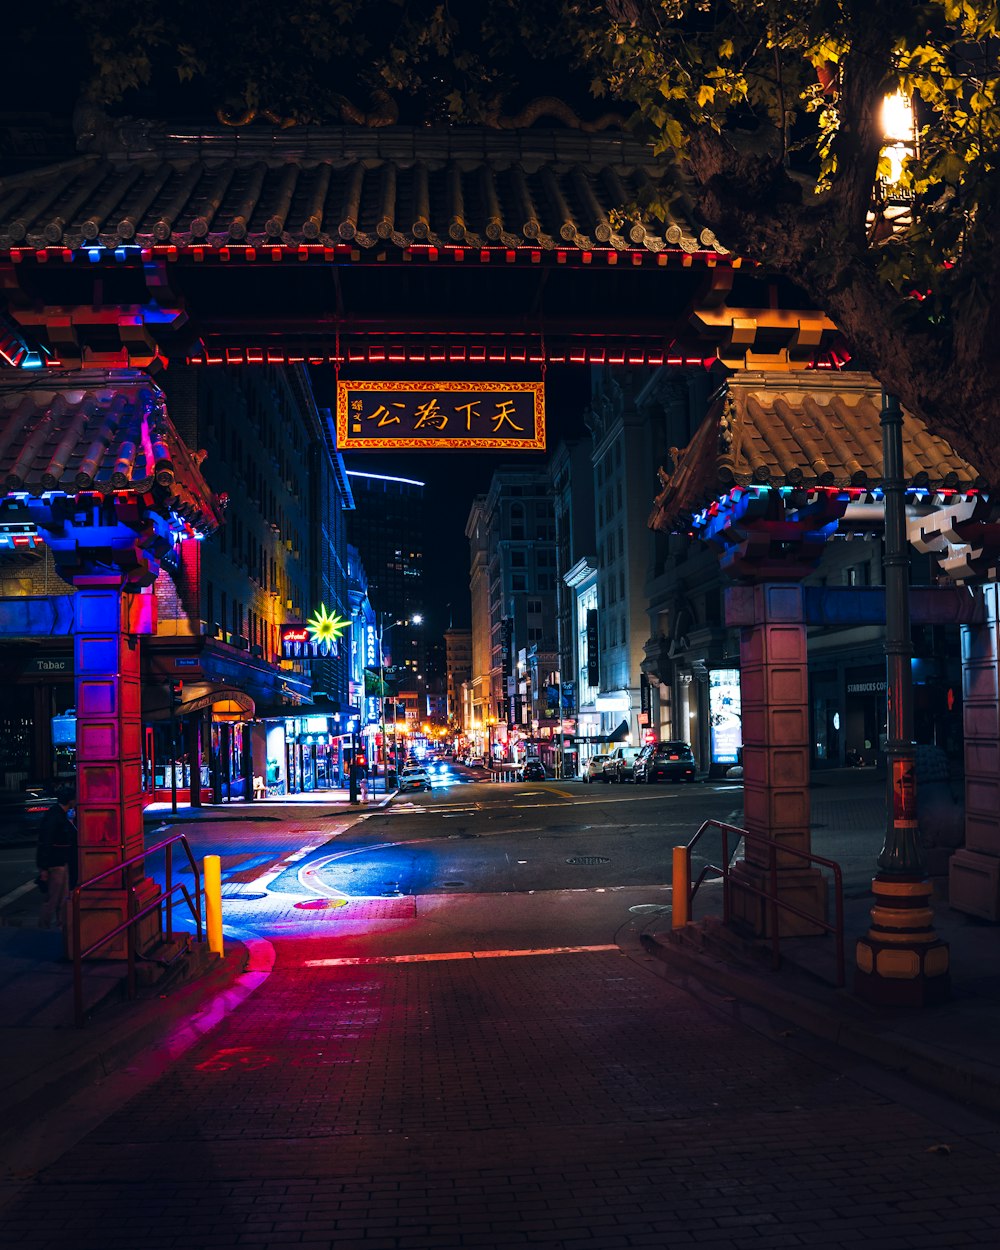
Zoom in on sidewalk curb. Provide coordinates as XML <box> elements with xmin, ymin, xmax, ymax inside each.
<box><xmin>641</xmin><ymin>933</ymin><xmax>1000</xmax><ymax>1117</ymax></box>
<box><xmin>0</xmin><ymin>934</ymin><xmax>268</xmax><ymax>1146</ymax></box>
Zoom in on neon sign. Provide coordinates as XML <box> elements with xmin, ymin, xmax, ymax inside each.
<box><xmin>337</xmin><ymin>381</ymin><xmax>545</xmax><ymax>451</ymax></box>
<box><xmin>281</xmin><ymin>603</ymin><xmax>350</xmax><ymax>659</ymax></box>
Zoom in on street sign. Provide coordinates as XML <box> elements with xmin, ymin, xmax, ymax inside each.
<box><xmin>336</xmin><ymin>381</ymin><xmax>545</xmax><ymax>451</ymax></box>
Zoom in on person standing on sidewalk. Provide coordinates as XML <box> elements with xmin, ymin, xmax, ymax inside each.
<box><xmin>36</xmin><ymin>785</ymin><xmax>77</xmax><ymax>935</ymax></box>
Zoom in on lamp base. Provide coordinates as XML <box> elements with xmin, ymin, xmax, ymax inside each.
<box><xmin>855</xmin><ymin>936</ymin><xmax>950</xmax><ymax>1006</ymax></box>
<box><xmin>854</xmin><ymin>874</ymin><xmax>950</xmax><ymax>1006</ymax></box>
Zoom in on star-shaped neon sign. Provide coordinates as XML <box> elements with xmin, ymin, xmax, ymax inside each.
<box><xmin>307</xmin><ymin>603</ymin><xmax>350</xmax><ymax>649</ymax></box>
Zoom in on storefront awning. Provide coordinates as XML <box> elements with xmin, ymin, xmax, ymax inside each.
<box><xmin>253</xmin><ymin>695</ymin><xmax>360</xmax><ymax>723</ymax></box>
<box><xmin>143</xmin><ymin>682</ymin><xmax>254</xmax><ymax>722</ymax></box>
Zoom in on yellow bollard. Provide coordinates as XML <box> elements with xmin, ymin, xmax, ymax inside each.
<box><xmin>672</xmin><ymin>844</ymin><xmax>690</xmax><ymax>929</ymax></box>
<box><xmin>204</xmin><ymin>854</ymin><xmax>224</xmax><ymax>956</ymax></box>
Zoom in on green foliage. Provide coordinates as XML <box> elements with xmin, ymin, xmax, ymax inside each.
<box><xmin>564</xmin><ymin>0</ymin><xmax>1000</xmax><ymax>360</ymax></box>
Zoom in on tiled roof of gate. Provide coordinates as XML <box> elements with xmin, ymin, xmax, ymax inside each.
<box><xmin>0</xmin><ymin>124</ymin><xmax>728</xmax><ymax>256</ymax></box>
<box><xmin>0</xmin><ymin>373</ymin><xmax>222</xmax><ymax>533</ymax></box>
<box><xmin>650</xmin><ymin>371</ymin><xmax>981</xmax><ymax>531</ymax></box>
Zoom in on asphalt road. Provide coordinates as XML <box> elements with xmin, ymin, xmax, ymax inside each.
<box><xmin>0</xmin><ymin>764</ymin><xmax>891</xmax><ymax>923</ymax></box>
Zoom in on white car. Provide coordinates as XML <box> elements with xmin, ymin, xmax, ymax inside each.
<box><xmin>582</xmin><ymin>754</ymin><xmax>609</xmax><ymax>783</ymax></box>
<box><xmin>398</xmin><ymin>764</ymin><xmax>431</xmax><ymax>792</ymax></box>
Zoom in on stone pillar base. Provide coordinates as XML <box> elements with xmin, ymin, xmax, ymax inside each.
<box><xmin>949</xmin><ymin>848</ymin><xmax>1000</xmax><ymax>921</ymax></box>
<box><xmin>728</xmin><ymin>860</ymin><xmax>827</xmax><ymax>939</ymax></box>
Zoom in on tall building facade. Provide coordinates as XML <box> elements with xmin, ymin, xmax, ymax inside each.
<box><xmin>550</xmin><ymin>437</ymin><xmax>597</xmax><ymax>776</ymax></box>
<box><xmin>464</xmin><ymin>496</ymin><xmax>492</xmax><ymax>755</ymax></box>
<box><xmin>477</xmin><ymin>467</ymin><xmax>559</xmax><ymax>764</ymax></box>
<box><xmin>444</xmin><ymin>627</ymin><xmax>472</xmax><ymax>733</ymax></box>
<box><xmin>154</xmin><ymin>363</ymin><xmax>356</xmax><ymax>797</ymax></box>
<box><xmin>345</xmin><ymin>469</ymin><xmax>427</xmax><ymax>684</ymax></box>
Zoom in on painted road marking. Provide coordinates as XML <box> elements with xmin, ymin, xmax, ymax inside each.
<box><xmin>303</xmin><ymin>944</ymin><xmax>621</xmax><ymax>967</ymax></box>
<box><xmin>0</xmin><ymin>879</ymin><xmax>38</xmax><ymax>909</ymax></box>
<box><xmin>251</xmin><ymin>842</ymin><xmax>325</xmax><ymax>891</ymax></box>
<box><xmin>297</xmin><ymin>842</ymin><xmax>400</xmax><ymax>899</ymax></box>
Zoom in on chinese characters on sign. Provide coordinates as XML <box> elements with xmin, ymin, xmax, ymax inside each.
<box><xmin>336</xmin><ymin>381</ymin><xmax>545</xmax><ymax>451</ymax></box>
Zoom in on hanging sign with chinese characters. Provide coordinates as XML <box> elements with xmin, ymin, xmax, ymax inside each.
<box><xmin>336</xmin><ymin>381</ymin><xmax>545</xmax><ymax>451</ymax></box>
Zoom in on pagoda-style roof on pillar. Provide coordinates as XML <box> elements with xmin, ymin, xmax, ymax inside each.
<box><xmin>0</xmin><ymin>370</ymin><xmax>221</xmax><ymax>537</ymax></box>
<box><xmin>650</xmin><ymin>370</ymin><xmax>985</xmax><ymax>581</ymax></box>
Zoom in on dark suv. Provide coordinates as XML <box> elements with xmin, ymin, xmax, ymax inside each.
<box><xmin>633</xmin><ymin>741</ymin><xmax>697</xmax><ymax>784</ymax></box>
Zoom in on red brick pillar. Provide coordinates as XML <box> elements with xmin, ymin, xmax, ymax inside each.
<box><xmin>951</xmin><ymin>583</ymin><xmax>1000</xmax><ymax>917</ymax></box>
<box><xmin>730</xmin><ymin>583</ymin><xmax>825</xmax><ymax>935</ymax></box>
<box><xmin>73</xmin><ymin>575</ymin><xmax>159</xmax><ymax>957</ymax></box>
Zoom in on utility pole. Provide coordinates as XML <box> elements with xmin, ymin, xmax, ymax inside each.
<box><xmin>169</xmin><ymin>680</ymin><xmax>181</xmax><ymax>814</ymax></box>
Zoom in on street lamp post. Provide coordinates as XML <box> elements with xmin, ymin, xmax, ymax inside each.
<box><xmin>854</xmin><ymin>98</ymin><xmax>950</xmax><ymax>1004</ymax></box>
<box><xmin>854</xmin><ymin>391</ymin><xmax>950</xmax><ymax>1003</ymax></box>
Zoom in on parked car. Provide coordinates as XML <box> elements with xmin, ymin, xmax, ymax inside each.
<box><xmin>602</xmin><ymin>745</ymin><xmax>642</xmax><ymax>783</ymax></box>
<box><xmin>582</xmin><ymin>754</ymin><xmax>610</xmax><ymax>783</ymax></box>
<box><xmin>0</xmin><ymin>784</ymin><xmax>59</xmax><ymax>843</ymax></box>
<box><xmin>398</xmin><ymin>763</ymin><xmax>431</xmax><ymax>792</ymax></box>
<box><xmin>467</xmin><ymin>756</ymin><xmax>485</xmax><ymax>768</ymax></box>
<box><xmin>520</xmin><ymin>759</ymin><xmax>547</xmax><ymax>781</ymax></box>
<box><xmin>633</xmin><ymin>741</ymin><xmax>697</xmax><ymax>784</ymax></box>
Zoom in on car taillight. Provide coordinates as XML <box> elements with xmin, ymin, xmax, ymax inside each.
<box><xmin>26</xmin><ymin>805</ymin><xmax>48</xmax><ymax>813</ymax></box>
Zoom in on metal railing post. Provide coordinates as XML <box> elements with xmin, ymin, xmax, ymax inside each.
<box><xmin>769</xmin><ymin>840</ymin><xmax>781</xmax><ymax>970</ymax></box>
<box><xmin>73</xmin><ymin>890</ymin><xmax>83</xmax><ymax>1027</ymax></box>
<box><xmin>165</xmin><ymin>840</ymin><xmax>174</xmax><ymax>941</ymax></box>
<box><xmin>69</xmin><ymin>832</ymin><xmax>207</xmax><ymax>1026</ymax></box>
<box><xmin>682</xmin><ymin>817</ymin><xmax>846</xmax><ymax>989</ymax></box>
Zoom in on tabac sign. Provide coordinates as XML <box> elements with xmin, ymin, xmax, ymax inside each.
<box><xmin>336</xmin><ymin>381</ymin><xmax>545</xmax><ymax>451</ymax></box>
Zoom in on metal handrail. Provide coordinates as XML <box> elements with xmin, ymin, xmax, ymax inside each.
<box><xmin>70</xmin><ymin>833</ymin><xmax>204</xmax><ymax>1027</ymax></box>
<box><xmin>685</xmin><ymin>818</ymin><xmax>845</xmax><ymax>987</ymax></box>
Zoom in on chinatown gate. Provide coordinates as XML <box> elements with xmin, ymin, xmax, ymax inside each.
<box><xmin>1</xmin><ymin>109</ymin><xmax>998</xmax><ymax>999</ymax></box>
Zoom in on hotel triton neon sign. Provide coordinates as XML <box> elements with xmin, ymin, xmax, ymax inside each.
<box><xmin>280</xmin><ymin>604</ymin><xmax>350</xmax><ymax>658</ymax></box>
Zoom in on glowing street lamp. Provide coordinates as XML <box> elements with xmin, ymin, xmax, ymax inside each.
<box><xmin>878</xmin><ymin>91</ymin><xmax>917</xmax><ymax>201</ymax></box>
<box><xmin>855</xmin><ymin>96</ymin><xmax>949</xmax><ymax>1005</ymax></box>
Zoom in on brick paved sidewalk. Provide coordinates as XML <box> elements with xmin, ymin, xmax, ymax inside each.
<box><xmin>3</xmin><ymin>899</ymin><xmax>1000</xmax><ymax>1250</ymax></box>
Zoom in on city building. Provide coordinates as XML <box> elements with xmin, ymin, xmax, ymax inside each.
<box><xmin>150</xmin><ymin>363</ymin><xmax>357</xmax><ymax>799</ymax></box>
<box><xmin>469</xmin><ymin>467</ymin><xmax>559</xmax><ymax>767</ymax></box>
<box><xmin>550</xmin><ymin>437</ymin><xmax>596</xmax><ymax>779</ymax></box>
<box><xmin>464</xmin><ymin>496</ymin><xmax>492</xmax><ymax>758</ymax></box>
<box><xmin>345</xmin><ymin>469</ymin><xmax>428</xmax><ymax>685</ymax></box>
<box><xmin>443</xmin><ymin>627</ymin><xmax>472</xmax><ymax>738</ymax></box>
